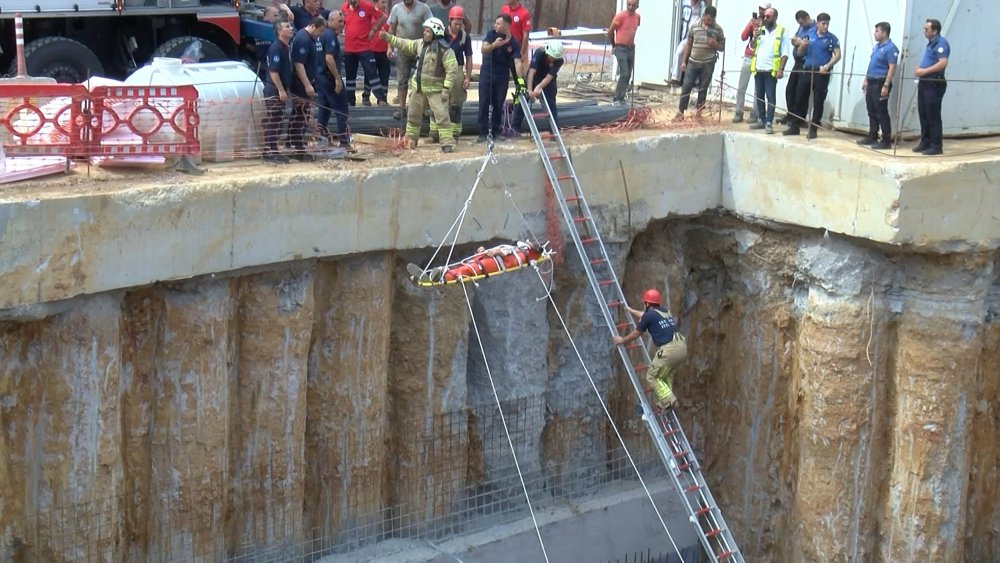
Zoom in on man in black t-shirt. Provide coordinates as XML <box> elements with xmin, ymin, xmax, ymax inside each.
<box><xmin>613</xmin><ymin>288</ymin><xmax>687</xmax><ymax>410</ymax></box>
<box><xmin>263</xmin><ymin>20</ymin><xmax>295</xmax><ymax>163</ymax></box>
<box><xmin>289</xmin><ymin>17</ymin><xmax>327</xmax><ymax>160</ymax></box>
<box><xmin>316</xmin><ymin>11</ymin><xmax>350</xmax><ymax>147</ymax></box>
<box><xmin>513</xmin><ymin>41</ymin><xmax>564</xmax><ymax>134</ymax></box>
<box><xmin>477</xmin><ymin>14</ymin><xmax>521</xmax><ymax>142</ymax></box>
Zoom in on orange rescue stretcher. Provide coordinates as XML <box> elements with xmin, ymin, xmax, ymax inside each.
<box><xmin>408</xmin><ymin>241</ymin><xmax>553</xmax><ymax>287</ymax></box>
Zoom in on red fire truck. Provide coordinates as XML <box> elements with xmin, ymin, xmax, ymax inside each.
<box><xmin>0</xmin><ymin>0</ymin><xmax>240</xmax><ymax>82</ymax></box>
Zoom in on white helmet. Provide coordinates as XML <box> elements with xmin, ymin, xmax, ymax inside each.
<box><xmin>424</xmin><ymin>17</ymin><xmax>446</xmax><ymax>37</ymax></box>
<box><xmin>544</xmin><ymin>40</ymin><xmax>564</xmax><ymax>59</ymax></box>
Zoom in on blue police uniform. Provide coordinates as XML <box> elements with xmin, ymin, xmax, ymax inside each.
<box><xmin>288</xmin><ymin>28</ymin><xmax>318</xmax><ymax>154</ymax></box>
<box><xmin>263</xmin><ymin>39</ymin><xmax>292</xmax><ymax>156</ymax></box>
<box><xmin>786</xmin><ymin>28</ymin><xmax>838</xmax><ymax>135</ymax></box>
<box><xmin>513</xmin><ymin>47</ymin><xmax>564</xmax><ymax>131</ymax></box>
<box><xmin>316</xmin><ymin>27</ymin><xmax>349</xmax><ymax>145</ymax></box>
<box><xmin>863</xmin><ymin>39</ymin><xmax>900</xmax><ymax>145</ymax></box>
<box><xmin>784</xmin><ymin>21</ymin><xmax>816</xmax><ymax>124</ymax></box>
<box><xmin>291</xmin><ymin>5</ymin><xmax>330</xmax><ymax>30</ymax></box>
<box><xmin>916</xmin><ymin>34</ymin><xmax>950</xmax><ymax>153</ymax></box>
<box><xmin>477</xmin><ymin>30</ymin><xmax>520</xmax><ymax>138</ymax></box>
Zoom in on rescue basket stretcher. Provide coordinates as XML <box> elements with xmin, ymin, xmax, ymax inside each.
<box><xmin>408</xmin><ymin>241</ymin><xmax>553</xmax><ymax>287</ymax></box>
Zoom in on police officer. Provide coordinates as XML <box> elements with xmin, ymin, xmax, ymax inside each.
<box><xmin>858</xmin><ymin>22</ymin><xmax>899</xmax><ymax>149</ymax></box>
<box><xmin>784</xmin><ymin>12</ymin><xmax>839</xmax><ymax>139</ymax></box>
<box><xmin>317</xmin><ymin>11</ymin><xmax>350</xmax><ymax>147</ymax></box>
<box><xmin>781</xmin><ymin>10</ymin><xmax>813</xmax><ymax>126</ymax></box>
<box><xmin>913</xmin><ymin>18</ymin><xmax>950</xmax><ymax>155</ymax></box>
<box><xmin>513</xmin><ymin>41</ymin><xmax>564</xmax><ymax>134</ymax></box>
<box><xmin>289</xmin><ymin>17</ymin><xmax>326</xmax><ymax>161</ymax></box>
<box><xmin>263</xmin><ymin>20</ymin><xmax>294</xmax><ymax>164</ymax></box>
<box><xmin>613</xmin><ymin>288</ymin><xmax>687</xmax><ymax>410</ymax></box>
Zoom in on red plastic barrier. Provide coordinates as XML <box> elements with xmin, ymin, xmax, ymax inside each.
<box><xmin>0</xmin><ymin>84</ymin><xmax>90</xmax><ymax>157</ymax></box>
<box><xmin>0</xmin><ymin>84</ymin><xmax>201</xmax><ymax>158</ymax></box>
<box><xmin>90</xmin><ymin>85</ymin><xmax>200</xmax><ymax>156</ymax></box>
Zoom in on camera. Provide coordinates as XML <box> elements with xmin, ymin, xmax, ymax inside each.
<box><xmin>752</xmin><ymin>12</ymin><xmax>758</xmax><ymax>19</ymax></box>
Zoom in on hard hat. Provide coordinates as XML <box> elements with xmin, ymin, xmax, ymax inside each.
<box><xmin>424</xmin><ymin>17</ymin><xmax>446</xmax><ymax>37</ymax></box>
<box><xmin>544</xmin><ymin>40</ymin><xmax>564</xmax><ymax>59</ymax></box>
<box><xmin>448</xmin><ymin>5</ymin><xmax>465</xmax><ymax>20</ymax></box>
<box><xmin>642</xmin><ymin>288</ymin><xmax>661</xmax><ymax>305</ymax></box>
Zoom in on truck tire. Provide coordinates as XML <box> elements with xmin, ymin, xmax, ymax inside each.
<box><xmin>151</xmin><ymin>36</ymin><xmax>228</xmax><ymax>63</ymax></box>
<box><xmin>9</xmin><ymin>37</ymin><xmax>105</xmax><ymax>83</ymax></box>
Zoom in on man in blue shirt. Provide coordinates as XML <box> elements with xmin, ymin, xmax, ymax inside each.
<box><xmin>263</xmin><ymin>20</ymin><xmax>295</xmax><ymax>163</ymax></box>
<box><xmin>781</xmin><ymin>10</ymin><xmax>813</xmax><ymax>126</ymax></box>
<box><xmin>612</xmin><ymin>288</ymin><xmax>687</xmax><ymax>410</ymax></box>
<box><xmin>913</xmin><ymin>18</ymin><xmax>950</xmax><ymax>155</ymax></box>
<box><xmin>783</xmin><ymin>12</ymin><xmax>840</xmax><ymax>139</ymax></box>
<box><xmin>512</xmin><ymin>41</ymin><xmax>564</xmax><ymax>135</ymax></box>
<box><xmin>316</xmin><ymin>11</ymin><xmax>350</xmax><ymax>148</ymax></box>
<box><xmin>289</xmin><ymin>17</ymin><xmax>326</xmax><ymax>161</ymax></box>
<box><xmin>858</xmin><ymin>22</ymin><xmax>899</xmax><ymax>149</ymax></box>
<box><xmin>477</xmin><ymin>14</ymin><xmax>521</xmax><ymax>143</ymax></box>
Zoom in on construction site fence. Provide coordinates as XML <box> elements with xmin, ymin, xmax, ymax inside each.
<box><xmin>2</xmin><ymin>389</ymin><xmax>671</xmax><ymax>562</ymax></box>
<box><xmin>0</xmin><ymin>83</ymin><xmax>199</xmax><ymax>158</ymax></box>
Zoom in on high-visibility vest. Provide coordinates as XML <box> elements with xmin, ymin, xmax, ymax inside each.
<box><xmin>750</xmin><ymin>25</ymin><xmax>785</xmax><ymax>77</ymax></box>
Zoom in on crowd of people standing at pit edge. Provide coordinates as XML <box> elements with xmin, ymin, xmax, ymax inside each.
<box><xmin>257</xmin><ymin>0</ymin><xmax>566</xmax><ymax>163</ymax></box>
<box><xmin>608</xmin><ymin>0</ymin><xmax>952</xmax><ymax>155</ymax></box>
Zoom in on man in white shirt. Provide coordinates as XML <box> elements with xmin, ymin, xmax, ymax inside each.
<box><xmin>748</xmin><ymin>7</ymin><xmax>791</xmax><ymax>134</ymax></box>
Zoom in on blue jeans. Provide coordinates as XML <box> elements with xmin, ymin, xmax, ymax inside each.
<box><xmin>754</xmin><ymin>72</ymin><xmax>778</xmax><ymax>125</ymax></box>
<box><xmin>316</xmin><ymin>77</ymin><xmax>349</xmax><ymax>143</ymax></box>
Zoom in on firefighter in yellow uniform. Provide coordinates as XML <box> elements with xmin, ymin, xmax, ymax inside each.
<box><xmin>613</xmin><ymin>288</ymin><xmax>688</xmax><ymax>410</ymax></box>
<box><xmin>380</xmin><ymin>17</ymin><xmax>459</xmax><ymax>152</ymax></box>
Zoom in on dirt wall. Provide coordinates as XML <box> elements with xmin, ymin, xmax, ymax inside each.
<box><xmin>0</xmin><ymin>215</ymin><xmax>998</xmax><ymax>560</ymax></box>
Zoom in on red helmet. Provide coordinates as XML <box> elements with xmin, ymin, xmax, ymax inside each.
<box><xmin>448</xmin><ymin>5</ymin><xmax>465</xmax><ymax>20</ymax></box>
<box><xmin>642</xmin><ymin>288</ymin><xmax>661</xmax><ymax>305</ymax></box>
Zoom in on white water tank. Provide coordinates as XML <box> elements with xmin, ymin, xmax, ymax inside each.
<box><xmin>125</xmin><ymin>57</ymin><xmax>266</xmax><ymax>161</ymax></box>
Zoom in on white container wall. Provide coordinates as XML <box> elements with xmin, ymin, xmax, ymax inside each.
<box><xmin>126</xmin><ymin>57</ymin><xmax>266</xmax><ymax>161</ymax></box>
<box><xmin>628</xmin><ymin>0</ymin><xmax>997</xmax><ymax>136</ymax></box>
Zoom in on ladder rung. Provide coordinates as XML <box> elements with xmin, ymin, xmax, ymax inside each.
<box><xmin>677</xmin><ymin>462</ymin><xmax>691</xmax><ymax>471</ymax></box>
<box><xmin>598</xmin><ymin>279</ymin><xmax>615</xmax><ymax>286</ymax></box>
<box><xmin>705</xmin><ymin>527</ymin><xmax>726</xmax><ymax>538</ymax></box>
<box><xmin>718</xmin><ymin>551</ymin><xmax>736</xmax><ymax>560</ymax></box>
<box><xmin>556</xmin><ymin>175</ymin><xmax>573</xmax><ymax>181</ymax></box>
<box><xmin>674</xmin><ymin>450</ymin><xmax>688</xmax><ymax>459</ymax></box>
<box><xmin>684</xmin><ymin>484</ymin><xmax>703</xmax><ymax>493</ymax></box>
<box><xmin>548</xmin><ymin>152</ymin><xmax>564</xmax><ymax>159</ymax></box>
<box><xmin>625</xmin><ymin>343</ymin><xmax>642</xmax><ymax>350</ymax></box>
<box><xmin>606</xmin><ymin>300</ymin><xmax>622</xmax><ymax>308</ymax></box>
<box><xmin>565</xmin><ymin>195</ymin><xmax>581</xmax><ymax>202</ymax></box>
<box><xmin>590</xmin><ymin>258</ymin><xmax>606</xmax><ymax>266</ymax></box>
<box><xmin>634</xmin><ymin>363</ymin><xmax>648</xmax><ymax>371</ymax></box>
<box><xmin>580</xmin><ymin>237</ymin><xmax>598</xmax><ymax>244</ymax></box>
<box><xmin>663</xmin><ymin>429</ymin><xmax>677</xmax><ymax>438</ymax></box>
<box><xmin>573</xmin><ymin>216</ymin><xmax>589</xmax><ymax>223</ymax></box>
<box><xmin>694</xmin><ymin>506</ymin><xmax>712</xmax><ymax>517</ymax></box>
<box><xmin>616</xmin><ymin>322</ymin><xmax>630</xmax><ymax>330</ymax></box>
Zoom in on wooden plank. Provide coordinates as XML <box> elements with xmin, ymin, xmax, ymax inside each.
<box><xmin>350</xmin><ymin>133</ymin><xmax>396</xmax><ymax>148</ymax></box>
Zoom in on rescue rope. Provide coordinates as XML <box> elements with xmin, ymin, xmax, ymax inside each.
<box><xmin>529</xmin><ymin>263</ymin><xmax>687</xmax><ymax>563</ymax></box>
<box><xmin>460</xmin><ymin>280</ymin><xmax>551</xmax><ymax>563</ymax></box>
<box><xmin>418</xmin><ymin>147</ymin><xmax>498</xmax><ymax>279</ymax></box>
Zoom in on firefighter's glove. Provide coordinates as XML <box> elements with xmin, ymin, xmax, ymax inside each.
<box><xmin>441</xmin><ymin>90</ymin><xmax>450</xmax><ymax>106</ymax></box>
<box><xmin>515</xmin><ymin>77</ymin><xmax>527</xmax><ymax>97</ymax></box>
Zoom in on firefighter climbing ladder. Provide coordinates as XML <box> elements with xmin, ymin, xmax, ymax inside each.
<box><xmin>517</xmin><ymin>92</ymin><xmax>745</xmax><ymax>563</ymax></box>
